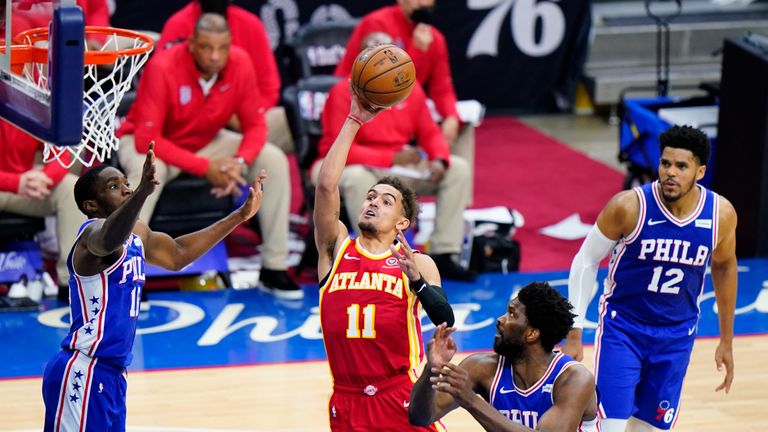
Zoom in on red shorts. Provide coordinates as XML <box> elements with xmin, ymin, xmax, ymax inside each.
<box><xmin>328</xmin><ymin>374</ymin><xmax>446</xmax><ymax>432</ymax></box>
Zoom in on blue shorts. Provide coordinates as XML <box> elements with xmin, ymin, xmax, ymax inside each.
<box><xmin>42</xmin><ymin>350</ymin><xmax>127</xmax><ymax>432</ymax></box>
<box><xmin>594</xmin><ymin>302</ymin><xmax>696</xmax><ymax>429</ymax></box>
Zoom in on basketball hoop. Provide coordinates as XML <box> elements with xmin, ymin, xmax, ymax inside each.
<box><xmin>11</xmin><ymin>26</ymin><xmax>153</xmax><ymax>168</ymax></box>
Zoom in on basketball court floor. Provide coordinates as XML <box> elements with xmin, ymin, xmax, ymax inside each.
<box><xmin>2</xmin><ymin>112</ymin><xmax>768</xmax><ymax>431</ymax></box>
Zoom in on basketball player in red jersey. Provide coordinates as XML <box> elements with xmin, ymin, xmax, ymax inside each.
<box><xmin>315</xmin><ymin>86</ymin><xmax>455</xmax><ymax>431</ymax></box>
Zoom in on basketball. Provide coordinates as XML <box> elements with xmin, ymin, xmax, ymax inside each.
<box><xmin>351</xmin><ymin>44</ymin><xmax>416</xmax><ymax>108</ymax></box>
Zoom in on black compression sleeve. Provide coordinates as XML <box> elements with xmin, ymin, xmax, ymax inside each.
<box><xmin>410</xmin><ymin>276</ymin><xmax>455</xmax><ymax>327</ymax></box>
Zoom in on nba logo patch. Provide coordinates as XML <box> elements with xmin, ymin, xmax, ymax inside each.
<box><xmin>179</xmin><ymin>86</ymin><xmax>192</xmax><ymax>105</ymax></box>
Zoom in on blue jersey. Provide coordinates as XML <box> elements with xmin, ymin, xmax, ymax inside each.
<box><xmin>489</xmin><ymin>352</ymin><xmax>599</xmax><ymax>431</ymax></box>
<box><xmin>602</xmin><ymin>181</ymin><xmax>718</xmax><ymax>325</ymax></box>
<box><xmin>60</xmin><ymin>219</ymin><xmax>146</xmax><ymax>368</ymax></box>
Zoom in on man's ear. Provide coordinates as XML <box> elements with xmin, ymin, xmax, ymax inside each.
<box><xmin>526</xmin><ymin>327</ymin><xmax>540</xmax><ymax>344</ymax></box>
<box><xmin>396</xmin><ymin>218</ymin><xmax>410</xmax><ymax>232</ymax></box>
<box><xmin>83</xmin><ymin>199</ymin><xmax>98</xmax><ymax>215</ymax></box>
<box><xmin>696</xmin><ymin>164</ymin><xmax>707</xmax><ymax>182</ymax></box>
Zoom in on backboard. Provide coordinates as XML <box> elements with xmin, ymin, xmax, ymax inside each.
<box><xmin>0</xmin><ymin>0</ymin><xmax>84</xmax><ymax>146</ymax></box>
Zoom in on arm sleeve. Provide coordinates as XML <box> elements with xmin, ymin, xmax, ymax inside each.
<box><xmin>43</xmin><ymin>150</ymin><xmax>70</xmax><ymax>187</ymax></box>
<box><xmin>132</xmin><ymin>62</ymin><xmax>210</xmax><ymax>176</ymax></box>
<box><xmin>412</xmin><ymin>277</ymin><xmax>455</xmax><ymax>327</ymax></box>
<box><xmin>426</xmin><ymin>35</ymin><xmax>460</xmax><ymax>120</ymax></box>
<box><xmin>0</xmin><ymin>172</ymin><xmax>21</xmax><ymax>193</ymax></box>
<box><xmin>568</xmin><ymin>224</ymin><xmax>617</xmax><ymax>328</ymax></box>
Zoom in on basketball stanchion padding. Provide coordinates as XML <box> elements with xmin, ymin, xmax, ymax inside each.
<box><xmin>11</xmin><ymin>26</ymin><xmax>154</xmax><ymax>168</ymax></box>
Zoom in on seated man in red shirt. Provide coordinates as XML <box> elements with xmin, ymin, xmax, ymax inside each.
<box><xmin>313</xmin><ymin>37</ymin><xmax>475</xmax><ymax>281</ymax></box>
<box><xmin>156</xmin><ymin>0</ymin><xmax>291</xmax><ymax>154</ymax></box>
<box><xmin>117</xmin><ymin>13</ymin><xmax>300</xmax><ymax>299</ymax></box>
<box><xmin>335</xmin><ymin>0</ymin><xmax>475</xmax><ymax>186</ymax></box>
<box><xmin>0</xmin><ymin>120</ymin><xmax>86</xmax><ymax>302</ymax></box>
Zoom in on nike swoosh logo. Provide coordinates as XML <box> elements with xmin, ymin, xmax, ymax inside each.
<box><xmin>688</xmin><ymin>325</ymin><xmax>696</xmax><ymax>336</ymax></box>
<box><xmin>499</xmin><ymin>387</ymin><xmax>516</xmax><ymax>394</ymax></box>
<box><xmin>403</xmin><ymin>400</ymin><xmax>410</xmax><ymax>408</ymax></box>
<box><xmin>344</xmin><ymin>253</ymin><xmax>360</xmax><ymax>260</ymax></box>
<box><xmin>648</xmin><ymin>219</ymin><xmax>667</xmax><ymax>226</ymax></box>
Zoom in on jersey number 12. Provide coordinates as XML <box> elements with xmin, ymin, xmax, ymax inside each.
<box><xmin>647</xmin><ymin>266</ymin><xmax>683</xmax><ymax>295</ymax></box>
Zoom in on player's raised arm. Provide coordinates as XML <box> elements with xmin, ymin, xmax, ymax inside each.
<box><xmin>83</xmin><ymin>142</ymin><xmax>160</xmax><ymax>258</ymax></box>
<box><xmin>563</xmin><ymin>190</ymin><xmax>637</xmax><ymax>360</ymax></box>
<box><xmin>409</xmin><ymin>323</ymin><xmax>462</xmax><ymax>425</ymax></box>
<box><xmin>710</xmin><ymin>195</ymin><xmax>738</xmax><ymax>393</ymax></box>
<box><xmin>135</xmin><ymin>170</ymin><xmax>266</xmax><ymax>271</ymax></box>
<box><xmin>314</xmin><ymin>86</ymin><xmax>383</xmax><ymax>266</ymax></box>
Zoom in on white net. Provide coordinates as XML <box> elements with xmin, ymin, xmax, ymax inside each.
<box><xmin>18</xmin><ymin>29</ymin><xmax>152</xmax><ymax>167</ymax></box>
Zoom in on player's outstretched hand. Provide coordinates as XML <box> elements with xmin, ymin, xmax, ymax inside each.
<box><xmin>428</xmin><ymin>323</ymin><xmax>457</xmax><ymax>370</ymax></box>
<box><xmin>237</xmin><ymin>169</ymin><xmax>266</xmax><ymax>221</ymax></box>
<box><xmin>714</xmin><ymin>341</ymin><xmax>734</xmax><ymax>394</ymax></box>
<box><xmin>136</xmin><ymin>141</ymin><xmax>159</xmax><ymax>196</ymax></box>
<box><xmin>389</xmin><ymin>229</ymin><xmax>420</xmax><ymax>281</ymax></box>
<box><xmin>431</xmin><ymin>363</ymin><xmax>474</xmax><ymax>407</ymax></box>
<box><xmin>349</xmin><ymin>80</ymin><xmax>386</xmax><ymax>122</ymax></box>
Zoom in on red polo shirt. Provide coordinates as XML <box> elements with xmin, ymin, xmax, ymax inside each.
<box><xmin>157</xmin><ymin>2</ymin><xmax>281</xmax><ymax>110</ymax></box>
<box><xmin>317</xmin><ymin>81</ymin><xmax>450</xmax><ymax>168</ymax></box>
<box><xmin>117</xmin><ymin>42</ymin><xmax>266</xmax><ymax>177</ymax></box>
<box><xmin>0</xmin><ymin>120</ymin><xmax>69</xmax><ymax>193</ymax></box>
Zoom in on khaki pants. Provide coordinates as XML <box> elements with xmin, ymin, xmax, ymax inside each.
<box><xmin>118</xmin><ymin>131</ymin><xmax>291</xmax><ymax>270</ymax></box>
<box><xmin>452</xmin><ymin>124</ymin><xmax>475</xmax><ymax>204</ymax></box>
<box><xmin>0</xmin><ymin>173</ymin><xmax>86</xmax><ymax>284</ymax></box>
<box><xmin>266</xmin><ymin>106</ymin><xmax>294</xmax><ymax>155</ymax></box>
<box><xmin>311</xmin><ymin>156</ymin><xmax>471</xmax><ymax>255</ymax></box>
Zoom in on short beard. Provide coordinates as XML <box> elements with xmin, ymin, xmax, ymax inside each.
<box><xmin>661</xmin><ymin>191</ymin><xmax>680</xmax><ymax>202</ymax></box>
<box><xmin>358</xmin><ymin>221</ymin><xmax>378</xmax><ymax>235</ymax></box>
<box><xmin>493</xmin><ymin>338</ymin><xmax>526</xmax><ymax>362</ymax></box>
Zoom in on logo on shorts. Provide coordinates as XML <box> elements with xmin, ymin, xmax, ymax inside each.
<box><xmin>98</xmin><ymin>382</ymin><xmax>104</xmax><ymax>394</ymax></box>
<box><xmin>331</xmin><ymin>404</ymin><xmax>337</xmax><ymax>418</ymax></box>
<box><xmin>363</xmin><ymin>385</ymin><xmax>378</xmax><ymax>396</ymax></box>
<box><xmin>655</xmin><ymin>400</ymin><xmax>675</xmax><ymax>424</ymax></box>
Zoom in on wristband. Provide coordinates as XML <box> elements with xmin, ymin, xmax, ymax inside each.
<box><xmin>410</xmin><ymin>275</ymin><xmax>428</xmax><ymax>293</ymax></box>
<box><xmin>347</xmin><ymin>114</ymin><xmax>364</xmax><ymax>126</ymax></box>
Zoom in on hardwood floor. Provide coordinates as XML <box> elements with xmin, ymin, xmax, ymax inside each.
<box><xmin>3</xmin><ymin>336</ymin><xmax>765</xmax><ymax>431</ymax></box>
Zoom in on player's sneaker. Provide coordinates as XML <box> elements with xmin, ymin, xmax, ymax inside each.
<box><xmin>259</xmin><ymin>269</ymin><xmax>303</xmax><ymax>300</ymax></box>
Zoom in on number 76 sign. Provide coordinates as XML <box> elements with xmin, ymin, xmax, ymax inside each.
<box><xmin>467</xmin><ymin>0</ymin><xmax>566</xmax><ymax>58</ymax></box>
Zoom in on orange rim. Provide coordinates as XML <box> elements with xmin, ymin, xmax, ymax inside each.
<box><xmin>11</xmin><ymin>26</ymin><xmax>154</xmax><ymax>65</ymax></box>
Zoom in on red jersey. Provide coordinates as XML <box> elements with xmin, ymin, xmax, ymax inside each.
<box><xmin>320</xmin><ymin>237</ymin><xmax>424</xmax><ymax>385</ymax></box>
